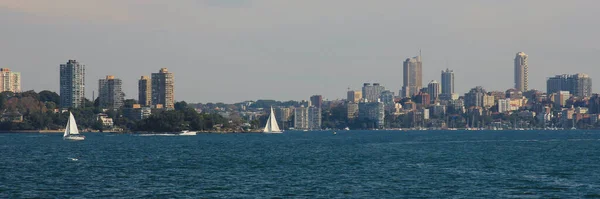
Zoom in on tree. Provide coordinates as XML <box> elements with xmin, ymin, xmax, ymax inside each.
<box><xmin>174</xmin><ymin>101</ymin><xmax>189</xmax><ymax>111</ymax></box>
<box><xmin>38</xmin><ymin>90</ymin><xmax>60</xmax><ymax>104</ymax></box>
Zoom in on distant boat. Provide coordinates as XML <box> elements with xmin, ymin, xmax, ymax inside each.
<box><xmin>63</xmin><ymin>112</ymin><xmax>85</xmax><ymax>141</ymax></box>
<box><xmin>263</xmin><ymin>107</ymin><xmax>282</xmax><ymax>133</ymax></box>
<box><xmin>333</xmin><ymin>131</ymin><xmax>337</xmax><ymax>135</ymax></box>
<box><xmin>344</xmin><ymin>127</ymin><xmax>350</xmax><ymax>131</ymax></box>
<box><xmin>179</xmin><ymin>130</ymin><xmax>197</xmax><ymax>136</ymax></box>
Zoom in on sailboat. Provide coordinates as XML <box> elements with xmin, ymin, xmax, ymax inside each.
<box><xmin>64</xmin><ymin>112</ymin><xmax>85</xmax><ymax>141</ymax></box>
<box><xmin>263</xmin><ymin>107</ymin><xmax>282</xmax><ymax>133</ymax></box>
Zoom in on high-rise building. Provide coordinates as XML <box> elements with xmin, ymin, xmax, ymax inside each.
<box><xmin>362</xmin><ymin>83</ymin><xmax>385</xmax><ymax>102</ymax></box>
<box><xmin>347</xmin><ymin>102</ymin><xmax>359</xmax><ymax>119</ymax></box>
<box><xmin>151</xmin><ymin>68</ymin><xmax>174</xmax><ymax>109</ymax></box>
<box><xmin>347</xmin><ymin>90</ymin><xmax>362</xmax><ymax>103</ymax></box>
<box><xmin>98</xmin><ymin>75</ymin><xmax>124</xmax><ymax>109</ymax></box>
<box><xmin>60</xmin><ymin>60</ymin><xmax>85</xmax><ymax>108</ymax></box>
<box><xmin>571</xmin><ymin>73</ymin><xmax>592</xmax><ymax>98</ymax></box>
<box><xmin>0</xmin><ymin>68</ymin><xmax>21</xmax><ymax>93</ymax></box>
<box><xmin>440</xmin><ymin>68</ymin><xmax>454</xmax><ymax>100</ymax></box>
<box><xmin>310</xmin><ymin>95</ymin><xmax>323</xmax><ymax>108</ymax></box>
<box><xmin>546</xmin><ymin>73</ymin><xmax>592</xmax><ymax>97</ymax></box>
<box><xmin>514</xmin><ymin>52</ymin><xmax>528</xmax><ymax>92</ymax></box>
<box><xmin>427</xmin><ymin>80</ymin><xmax>441</xmax><ymax>101</ymax></box>
<box><xmin>380</xmin><ymin>90</ymin><xmax>395</xmax><ymax>110</ymax></box>
<box><xmin>464</xmin><ymin>86</ymin><xmax>487</xmax><ymax>108</ymax></box>
<box><xmin>138</xmin><ymin>76</ymin><xmax>152</xmax><ymax>106</ymax></box>
<box><xmin>294</xmin><ymin>106</ymin><xmax>309</xmax><ymax>130</ymax></box>
<box><xmin>547</xmin><ymin>74</ymin><xmax>571</xmax><ymax>94</ymax></box>
<box><xmin>402</xmin><ymin>55</ymin><xmax>422</xmax><ymax>97</ymax></box>
<box><xmin>358</xmin><ymin>101</ymin><xmax>385</xmax><ymax>129</ymax></box>
<box><xmin>308</xmin><ymin>106</ymin><xmax>322</xmax><ymax>130</ymax></box>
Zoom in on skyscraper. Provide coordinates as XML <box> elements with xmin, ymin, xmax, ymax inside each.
<box><xmin>362</xmin><ymin>83</ymin><xmax>385</xmax><ymax>102</ymax></box>
<box><xmin>427</xmin><ymin>80</ymin><xmax>441</xmax><ymax>101</ymax></box>
<box><xmin>402</xmin><ymin>55</ymin><xmax>422</xmax><ymax>97</ymax></box>
<box><xmin>514</xmin><ymin>52</ymin><xmax>528</xmax><ymax>92</ymax></box>
<box><xmin>310</xmin><ymin>95</ymin><xmax>323</xmax><ymax>108</ymax></box>
<box><xmin>60</xmin><ymin>60</ymin><xmax>85</xmax><ymax>108</ymax></box>
<box><xmin>0</xmin><ymin>68</ymin><xmax>21</xmax><ymax>93</ymax></box>
<box><xmin>138</xmin><ymin>76</ymin><xmax>152</xmax><ymax>106</ymax></box>
<box><xmin>441</xmin><ymin>68</ymin><xmax>454</xmax><ymax>100</ymax></box>
<box><xmin>151</xmin><ymin>68</ymin><xmax>174</xmax><ymax>109</ymax></box>
<box><xmin>98</xmin><ymin>75</ymin><xmax>124</xmax><ymax>108</ymax></box>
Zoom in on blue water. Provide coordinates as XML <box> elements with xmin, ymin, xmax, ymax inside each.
<box><xmin>1</xmin><ymin>131</ymin><xmax>600</xmax><ymax>198</ymax></box>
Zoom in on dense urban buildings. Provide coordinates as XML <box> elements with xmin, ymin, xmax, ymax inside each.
<box><xmin>59</xmin><ymin>60</ymin><xmax>85</xmax><ymax>108</ymax></box>
<box><xmin>310</xmin><ymin>95</ymin><xmax>323</xmax><ymax>108</ymax></box>
<box><xmin>546</xmin><ymin>73</ymin><xmax>592</xmax><ymax>97</ymax></box>
<box><xmin>362</xmin><ymin>83</ymin><xmax>385</xmax><ymax>102</ymax></box>
<box><xmin>0</xmin><ymin>68</ymin><xmax>21</xmax><ymax>93</ymax></box>
<box><xmin>358</xmin><ymin>101</ymin><xmax>385</xmax><ymax>129</ymax></box>
<box><xmin>514</xmin><ymin>52</ymin><xmax>528</xmax><ymax>92</ymax></box>
<box><xmin>98</xmin><ymin>75</ymin><xmax>124</xmax><ymax>109</ymax></box>
<box><xmin>151</xmin><ymin>68</ymin><xmax>175</xmax><ymax>109</ymax></box>
<box><xmin>427</xmin><ymin>80</ymin><xmax>440</xmax><ymax>101</ymax></box>
<box><xmin>440</xmin><ymin>68</ymin><xmax>455</xmax><ymax>100</ymax></box>
<box><xmin>138</xmin><ymin>76</ymin><xmax>152</xmax><ymax>106</ymax></box>
<box><xmin>347</xmin><ymin>90</ymin><xmax>362</xmax><ymax>103</ymax></box>
<box><xmin>402</xmin><ymin>55</ymin><xmax>423</xmax><ymax>97</ymax></box>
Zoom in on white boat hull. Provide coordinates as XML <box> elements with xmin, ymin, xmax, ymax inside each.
<box><xmin>64</xmin><ymin>135</ymin><xmax>85</xmax><ymax>141</ymax></box>
<box><xmin>264</xmin><ymin>131</ymin><xmax>283</xmax><ymax>134</ymax></box>
<box><xmin>179</xmin><ymin>131</ymin><xmax>197</xmax><ymax>136</ymax></box>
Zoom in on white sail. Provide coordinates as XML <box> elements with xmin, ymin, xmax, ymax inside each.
<box><xmin>263</xmin><ymin>107</ymin><xmax>281</xmax><ymax>133</ymax></box>
<box><xmin>64</xmin><ymin>112</ymin><xmax>80</xmax><ymax>137</ymax></box>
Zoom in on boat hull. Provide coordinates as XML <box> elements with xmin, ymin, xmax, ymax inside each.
<box><xmin>179</xmin><ymin>131</ymin><xmax>197</xmax><ymax>136</ymax></box>
<box><xmin>64</xmin><ymin>135</ymin><xmax>85</xmax><ymax>141</ymax></box>
<box><xmin>263</xmin><ymin>131</ymin><xmax>283</xmax><ymax>134</ymax></box>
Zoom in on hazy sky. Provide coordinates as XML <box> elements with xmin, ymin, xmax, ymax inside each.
<box><xmin>1</xmin><ymin>0</ymin><xmax>599</xmax><ymax>103</ymax></box>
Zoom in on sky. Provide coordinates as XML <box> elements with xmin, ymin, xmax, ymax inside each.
<box><xmin>1</xmin><ymin>0</ymin><xmax>599</xmax><ymax>103</ymax></box>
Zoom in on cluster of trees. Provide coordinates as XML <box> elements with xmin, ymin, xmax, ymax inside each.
<box><xmin>0</xmin><ymin>91</ymin><xmax>231</xmax><ymax>132</ymax></box>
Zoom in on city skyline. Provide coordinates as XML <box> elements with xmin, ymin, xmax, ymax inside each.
<box><xmin>2</xmin><ymin>1</ymin><xmax>600</xmax><ymax>103</ymax></box>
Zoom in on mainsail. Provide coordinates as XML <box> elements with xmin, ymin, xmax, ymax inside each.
<box><xmin>263</xmin><ymin>107</ymin><xmax>281</xmax><ymax>133</ymax></box>
<box><xmin>64</xmin><ymin>112</ymin><xmax>80</xmax><ymax>137</ymax></box>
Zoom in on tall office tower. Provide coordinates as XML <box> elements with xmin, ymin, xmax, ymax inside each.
<box><xmin>402</xmin><ymin>55</ymin><xmax>422</xmax><ymax>97</ymax></box>
<box><xmin>514</xmin><ymin>52</ymin><xmax>528</xmax><ymax>92</ymax></box>
<box><xmin>60</xmin><ymin>60</ymin><xmax>85</xmax><ymax>108</ymax></box>
<box><xmin>571</xmin><ymin>73</ymin><xmax>592</xmax><ymax>97</ymax></box>
<box><xmin>362</xmin><ymin>83</ymin><xmax>385</xmax><ymax>102</ymax></box>
<box><xmin>440</xmin><ymin>68</ymin><xmax>454</xmax><ymax>100</ymax></box>
<box><xmin>98</xmin><ymin>75</ymin><xmax>124</xmax><ymax>108</ymax></box>
<box><xmin>0</xmin><ymin>68</ymin><xmax>21</xmax><ymax>93</ymax></box>
<box><xmin>427</xmin><ymin>80</ymin><xmax>441</xmax><ymax>101</ymax></box>
<box><xmin>347</xmin><ymin>90</ymin><xmax>362</xmax><ymax>103</ymax></box>
<box><xmin>138</xmin><ymin>76</ymin><xmax>152</xmax><ymax>106</ymax></box>
<box><xmin>151</xmin><ymin>68</ymin><xmax>175</xmax><ymax>109</ymax></box>
<box><xmin>310</xmin><ymin>95</ymin><xmax>323</xmax><ymax>108</ymax></box>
